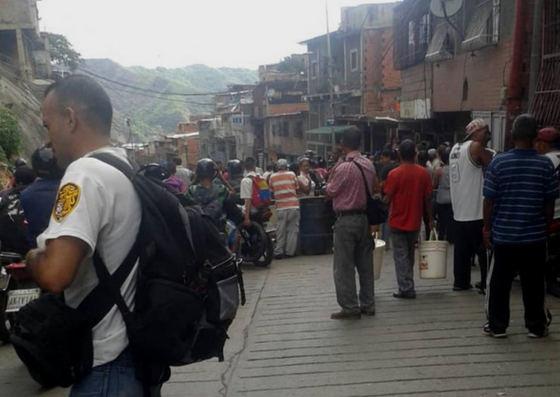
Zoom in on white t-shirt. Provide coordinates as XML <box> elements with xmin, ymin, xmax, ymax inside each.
<box><xmin>37</xmin><ymin>147</ymin><xmax>141</xmax><ymax>367</ymax></box>
<box><xmin>546</xmin><ymin>150</ymin><xmax>560</xmax><ymax>220</ymax></box>
<box><xmin>240</xmin><ymin>171</ymin><xmax>258</xmax><ymax>200</ymax></box>
<box><xmin>449</xmin><ymin>141</ymin><xmax>484</xmax><ymax>222</ymax></box>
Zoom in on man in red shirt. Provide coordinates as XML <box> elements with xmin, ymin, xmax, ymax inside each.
<box><xmin>384</xmin><ymin>140</ymin><xmax>435</xmax><ymax>299</ymax></box>
<box><xmin>326</xmin><ymin>127</ymin><xmax>377</xmax><ymax>319</ymax></box>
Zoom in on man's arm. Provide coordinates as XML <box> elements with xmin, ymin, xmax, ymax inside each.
<box><xmin>545</xmin><ymin>201</ymin><xmax>555</xmax><ymax>229</ymax></box>
<box><xmin>471</xmin><ymin>141</ymin><xmax>493</xmax><ymax>172</ymax></box>
<box><xmin>483</xmin><ymin>197</ymin><xmax>495</xmax><ymax>248</ymax></box>
<box><xmin>243</xmin><ymin>198</ymin><xmax>252</xmax><ymax>226</ymax></box>
<box><xmin>26</xmin><ymin>236</ymin><xmax>88</xmax><ymax>293</ymax></box>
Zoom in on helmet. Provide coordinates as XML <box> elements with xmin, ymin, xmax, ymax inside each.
<box><xmin>31</xmin><ymin>145</ymin><xmax>64</xmax><ymax>180</ymax></box>
<box><xmin>140</xmin><ymin>163</ymin><xmax>170</xmax><ymax>181</ymax></box>
<box><xmin>196</xmin><ymin>158</ymin><xmax>217</xmax><ymax>179</ymax></box>
<box><xmin>14</xmin><ymin>157</ymin><xmax>27</xmax><ymax>168</ymax></box>
<box><xmin>227</xmin><ymin>159</ymin><xmax>243</xmax><ymax>177</ymax></box>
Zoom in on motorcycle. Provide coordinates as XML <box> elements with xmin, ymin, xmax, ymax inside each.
<box><xmin>0</xmin><ymin>252</ymin><xmax>40</xmax><ymax>344</ymax></box>
<box><xmin>227</xmin><ymin>209</ymin><xmax>275</xmax><ymax>268</ymax></box>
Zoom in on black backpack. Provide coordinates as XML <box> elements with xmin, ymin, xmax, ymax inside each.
<box><xmin>0</xmin><ymin>187</ymin><xmax>29</xmax><ymax>254</ymax></box>
<box><xmin>11</xmin><ymin>153</ymin><xmax>245</xmax><ymax>388</ymax></box>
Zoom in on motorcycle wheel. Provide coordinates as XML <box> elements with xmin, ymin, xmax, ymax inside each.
<box><xmin>239</xmin><ymin>221</ymin><xmax>268</xmax><ymax>263</ymax></box>
<box><xmin>254</xmin><ymin>235</ymin><xmax>274</xmax><ymax>268</ymax></box>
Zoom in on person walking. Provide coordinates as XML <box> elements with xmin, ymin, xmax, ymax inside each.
<box><xmin>384</xmin><ymin>140</ymin><xmax>434</xmax><ymax>299</ymax></box>
<box><xmin>326</xmin><ymin>127</ymin><xmax>376</xmax><ymax>319</ymax></box>
<box><xmin>483</xmin><ymin>114</ymin><xmax>559</xmax><ymax>338</ymax></box>
<box><xmin>269</xmin><ymin>159</ymin><xmax>299</xmax><ymax>259</ymax></box>
<box><xmin>26</xmin><ymin>75</ymin><xmax>152</xmax><ymax>395</ymax></box>
<box><xmin>449</xmin><ymin>119</ymin><xmax>493</xmax><ymax>291</ymax></box>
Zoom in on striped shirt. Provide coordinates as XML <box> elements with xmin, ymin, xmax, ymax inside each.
<box><xmin>269</xmin><ymin>171</ymin><xmax>299</xmax><ymax>210</ymax></box>
<box><xmin>483</xmin><ymin>149</ymin><xmax>559</xmax><ymax>245</ymax></box>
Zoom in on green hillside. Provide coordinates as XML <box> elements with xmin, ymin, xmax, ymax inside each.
<box><xmin>83</xmin><ymin>59</ymin><xmax>258</xmax><ymax>141</ymax></box>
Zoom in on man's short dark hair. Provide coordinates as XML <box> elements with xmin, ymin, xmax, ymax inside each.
<box><xmin>399</xmin><ymin>140</ymin><xmax>416</xmax><ymax>161</ymax></box>
<box><xmin>172</xmin><ymin>157</ymin><xmax>182</xmax><ymax>166</ymax></box>
<box><xmin>417</xmin><ymin>150</ymin><xmax>429</xmax><ymax>165</ymax></box>
<box><xmin>166</xmin><ymin>162</ymin><xmax>177</xmax><ymax>175</ymax></box>
<box><xmin>245</xmin><ymin>157</ymin><xmax>256</xmax><ymax>170</ymax></box>
<box><xmin>512</xmin><ymin>114</ymin><xmax>538</xmax><ymax>142</ymax></box>
<box><xmin>45</xmin><ymin>74</ymin><xmax>113</xmax><ymax>136</ymax></box>
<box><xmin>342</xmin><ymin>127</ymin><xmax>362</xmax><ymax>151</ymax></box>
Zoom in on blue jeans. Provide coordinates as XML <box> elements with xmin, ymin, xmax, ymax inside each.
<box><xmin>69</xmin><ymin>348</ymin><xmax>144</xmax><ymax>397</ymax></box>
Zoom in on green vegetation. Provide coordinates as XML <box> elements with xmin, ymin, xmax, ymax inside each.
<box><xmin>84</xmin><ymin>60</ymin><xmax>258</xmax><ymax>140</ymax></box>
<box><xmin>0</xmin><ymin>108</ymin><xmax>22</xmax><ymax>162</ymax></box>
<box><xmin>46</xmin><ymin>33</ymin><xmax>84</xmax><ymax>71</ymax></box>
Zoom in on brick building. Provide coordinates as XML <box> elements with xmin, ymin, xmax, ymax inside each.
<box><xmin>302</xmin><ymin>2</ymin><xmax>401</xmax><ymax>154</ymax></box>
<box><xmin>394</xmin><ymin>0</ymin><xmax>536</xmax><ymax>150</ymax></box>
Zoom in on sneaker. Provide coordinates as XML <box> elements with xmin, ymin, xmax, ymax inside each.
<box><xmin>330</xmin><ymin>310</ymin><xmax>361</xmax><ymax>320</ymax></box>
<box><xmin>482</xmin><ymin>324</ymin><xmax>507</xmax><ymax>338</ymax></box>
<box><xmin>393</xmin><ymin>291</ymin><xmax>416</xmax><ymax>299</ymax></box>
<box><xmin>273</xmin><ymin>254</ymin><xmax>285</xmax><ymax>260</ymax></box>
<box><xmin>360</xmin><ymin>308</ymin><xmax>376</xmax><ymax>316</ymax></box>
<box><xmin>528</xmin><ymin>329</ymin><xmax>549</xmax><ymax>339</ymax></box>
<box><xmin>453</xmin><ymin>285</ymin><xmax>473</xmax><ymax>291</ymax></box>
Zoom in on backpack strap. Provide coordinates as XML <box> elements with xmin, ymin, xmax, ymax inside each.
<box><xmin>76</xmin><ymin>152</ymin><xmax>141</xmax><ymax>325</ymax></box>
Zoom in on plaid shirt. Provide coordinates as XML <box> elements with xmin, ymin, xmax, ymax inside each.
<box><xmin>326</xmin><ymin>151</ymin><xmax>375</xmax><ymax>213</ymax></box>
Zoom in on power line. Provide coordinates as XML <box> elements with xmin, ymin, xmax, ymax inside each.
<box><xmin>82</xmin><ymin>68</ymin><xmax>225</xmax><ymax>97</ymax></box>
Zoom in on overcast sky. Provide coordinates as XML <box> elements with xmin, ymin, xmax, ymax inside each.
<box><xmin>37</xmin><ymin>0</ymin><xmax>397</xmax><ymax>70</ymax></box>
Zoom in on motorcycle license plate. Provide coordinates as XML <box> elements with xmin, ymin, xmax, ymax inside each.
<box><xmin>6</xmin><ymin>288</ymin><xmax>41</xmax><ymax>313</ymax></box>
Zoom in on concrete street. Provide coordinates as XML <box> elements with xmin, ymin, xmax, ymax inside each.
<box><xmin>1</xmin><ymin>246</ymin><xmax>560</xmax><ymax>397</ymax></box>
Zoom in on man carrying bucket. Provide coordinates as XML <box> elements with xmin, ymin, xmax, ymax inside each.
<box><xmin>384</xmin><ymin>140</ymin><xmax>434</xmax><ymax>299</ymax></box>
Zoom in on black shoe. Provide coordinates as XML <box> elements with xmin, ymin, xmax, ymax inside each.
<box><xmin>393</xmin><ymin>291</ymin><xmax>416</xmax><ymax>299</ymax></box>
<box><xmin>474</xmin><ymin>282</ymin><xmax>486</xmax><ymax>294</ymax></box>
<box><xmin>482</xmin><ymin>323</ymin><xmax>507</xmax><ymax>338</ymax></box>
<box><xmin>452</xmin><ymin>285</ymin><xmax>473</xmax><ymax>291</ymax></box>
<box><xmin>528</xmin><ymin>328</ymin><xmax>549</xmax><ymax>339</ymax></box>
<box><xmin>360</xmin><ymin>308</ymin><xmax>376</xmax><ymax>316</ymax></box>
<box><xmin>274</xmin><ymin>254</ymin><xmax>285</xmax><ymax>260</ymax></box>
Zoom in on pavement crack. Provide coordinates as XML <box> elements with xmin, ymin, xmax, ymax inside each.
<box><xmin>219</xmin><ymin>266</ymin><xmax>272</xmax><ymax>397</ymax></box>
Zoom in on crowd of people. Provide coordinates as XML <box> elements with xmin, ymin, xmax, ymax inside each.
<box><xmin>0</xmin><ymin>74</ymin><xmax>558</xmax><ymax>396</ymax></box>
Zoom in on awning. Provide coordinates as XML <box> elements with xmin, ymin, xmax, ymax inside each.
<box><xmin>306</xmin><ymin>126</ymin><xmax>352</xmax><ymax>135</ymax></box>
<box><xmin>425</xmin><ymin>23</ymin><xmax>454</xmax><ymax>63</ymax></box>
<box><xmin>461</xmin><ymin>0</ymin><xmax>496</xmax><ymax>52</ymax></box>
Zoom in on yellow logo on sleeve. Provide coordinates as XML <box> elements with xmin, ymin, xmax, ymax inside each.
<box><xmin>53</xmin><ymin>183</ymin><xmax>81</xmax><ymax>223</ymax></box>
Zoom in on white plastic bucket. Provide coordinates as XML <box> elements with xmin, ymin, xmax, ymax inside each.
<box><xmin>419</xmin><ymin>231</ymin><xmax>448</xmax><ymax>279</ymax></box>
<box><xmin>372</xmin><ymin>233</ymin><xmax>386</xmax><ymax>280</ymax></box>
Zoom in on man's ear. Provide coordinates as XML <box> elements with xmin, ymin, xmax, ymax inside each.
<box><xmin>64</xmin><ymin>107</ymin><xmax>78</xmax><ymax>133</ymax></box>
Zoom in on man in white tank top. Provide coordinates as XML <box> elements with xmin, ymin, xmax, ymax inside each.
<box><xmin>449</xmin><ymin>119</ymin><xmax>494</xmax><ymax>291</ymax></box>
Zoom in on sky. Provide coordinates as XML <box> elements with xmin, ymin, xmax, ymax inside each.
<box><xmin>37</xmin><ymin>0</ymin><xmax>397</xmax><ymax>70</ymax></box>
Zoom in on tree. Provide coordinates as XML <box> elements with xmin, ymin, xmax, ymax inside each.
<box><xmin>46</xmin><ymin>33</ymin><xmax>84</xmax><ymax>71</ymax></box>
<box><xmin>0</xmin><ymin>108</ymin><xmax>22</xmax><ymax>161</ymax></box>
<box><xmin>277</xmin><ymin>57</ymin><xmax>306</xmax><ymax>75</ymax></box>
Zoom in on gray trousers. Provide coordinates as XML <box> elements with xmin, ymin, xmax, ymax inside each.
<box><xmin>391</xmin><ymin>228</ymin><xmax>420</xmax><ymax>294</ymax></box>
<box><xmin>333</xmin><ymin>214</ymin><xmax>375</xmax><ymax>313</ymax></box>
<box><xmin>275</xmin><ymin>208</ymin><xmax>300</xmax><ymax>256</ymax></box>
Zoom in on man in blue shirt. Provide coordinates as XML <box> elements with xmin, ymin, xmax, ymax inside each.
<box><xmin>482</xmin><ymin>114</ymin><xmax>559</xmax><ymax>338</ymax></box>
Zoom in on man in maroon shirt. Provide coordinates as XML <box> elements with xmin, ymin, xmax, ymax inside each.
<box><xmin>384</xmin><ymin>140</ymin><xmax>435</xmax><ymax>299</ymax></box>
<box><xmin>326</xmin><ymin>127</ymin><xmax>377</xmax><ymax>319</ymax></box>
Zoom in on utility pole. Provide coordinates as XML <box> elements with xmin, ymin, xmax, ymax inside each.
<box><xmin>326</xmin><ymin>1</ymin><xmax>336</xmax><ymax>149</ymax></box>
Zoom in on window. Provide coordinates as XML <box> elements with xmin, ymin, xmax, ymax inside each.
<box><xmin>311</xmin><ymin>61</ymin><xmax>318</xmax><ymax>79</ymax></box>
<box><xmin>294</xmin><ymin>121</ymin><xmax>303</xmax><ymax>138</ymax></box>
<box><xmin>350</xmin><ymin>50</ymin><xmax>358</xmax><ymax>71</ymax></box>
<box><xmin>394</xmin><ymin>4</ymin><xmax>432</xmax><ymax>70</ymax></box>
<box><xmin>282</xmin><ymin>121</ymin><xmax>289</xmax><ymax>137</ymax></box>
<box><xmin>462</xmin><ymin>0</ymin><xmax>500</xmax><ymax>52</ymax></box>
<box><xmin>425</xmin><ymin>23</ymin><xmax>454</xmax><ymax>62</ymax></box>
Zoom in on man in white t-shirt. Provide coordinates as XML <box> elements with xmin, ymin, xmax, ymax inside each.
<box><xmin>536</xmin><ymin>127</ymin><xmax>560</xmax><ymax>224</ymax></box>
<box><xmin>449</xmin><ymin>119</ymin><xmax>494</xmax><ymax>292</ymax></box>
<box><xmin>26</xmin><ymin>75</ymin><xmax>147</xmax><ymax>396</ymax></box>
<box><xmin>240</xmin><ymin>157</ymin><xmax>259</xmax><ymax>227</ymax></box>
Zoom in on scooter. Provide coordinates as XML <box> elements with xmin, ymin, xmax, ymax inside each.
<box><xmin>0</xmin><ymin>252</ymin><xmax>40</xmax><ymax>344</ymax></box>
<box><xmin>227</xmin><ymin>209</ymin><xmax>275</xmax><ymax>268</ymax></box>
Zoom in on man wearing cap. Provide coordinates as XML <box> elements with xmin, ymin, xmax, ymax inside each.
<box><xmin>535</xmin><ymin>127</ymin><xmax>560</xmax><ymax>230</ymax></box>
<box><xmin>449</xmin><ymin>119</ymin><xmax>494</xmax><ymax>292</ymax></box>
<box><xmin>269</xmin><ymin>159</ymin><xmax>300</xmax><ymax>259</ymax></box>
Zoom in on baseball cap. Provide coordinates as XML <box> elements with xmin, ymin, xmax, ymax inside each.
<box><xmin>463</xmin><ymin>119</ymin><xmax>489</xmax><ymax>142</ymax></box>
<box><xmin>277</xmin><ymin>159</ymin><xmax>288</xmax><ymax>169</ymax></box>
<box><xmin>537</xmin><ymin>127</ymin><xmax>560</xmax><ymax>143</ymax></box>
